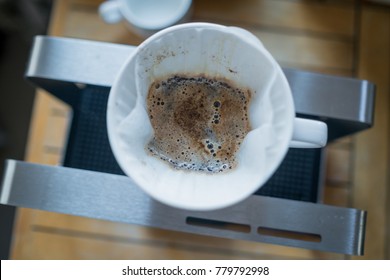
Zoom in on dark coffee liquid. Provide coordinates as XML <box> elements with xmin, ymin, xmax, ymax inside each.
<box><xmin>146</xmin><ymin>75</ymin><xmax>251</xmax><ymax>173</ymax></box>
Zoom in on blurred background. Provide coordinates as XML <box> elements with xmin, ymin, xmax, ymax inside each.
<box><xmin>0</xmin><ymin>0</ymin><xmax>51</xmax><ymax>259</ymax></box>
<box><xmin>0</xmin><ymin>0</ymin><xmax>389</xmax><ymax>260</ymax></box>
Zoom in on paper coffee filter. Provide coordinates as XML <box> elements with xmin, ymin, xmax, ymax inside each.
<box><xmin>107</xmin><ymin>23</ymin><xmax>294</xmax><ymax>210</ymax></box>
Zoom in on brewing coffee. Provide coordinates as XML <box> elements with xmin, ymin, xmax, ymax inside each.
<box><xmin>146</xmin><ymin>75</ymin><xmax>251</xmax><ymax>173</ymax></box>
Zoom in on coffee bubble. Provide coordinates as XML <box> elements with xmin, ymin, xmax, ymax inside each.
<box><xmin>146</xmin><ymin>75</ymin><xmax>251</xmax><ymax>173</ymax></box>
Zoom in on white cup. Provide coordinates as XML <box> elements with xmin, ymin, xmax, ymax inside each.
<box><xmin>107</xmin><ymin>23</ymin><xmax>328</xmax><ymax>211</ymax></box>
<box><xmin>99</xmin><ymin>0</ymin><xmax>193</xmax><ymax>37</ymax></box>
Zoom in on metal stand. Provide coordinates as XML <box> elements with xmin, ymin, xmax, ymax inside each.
<box><xmin>0</xmin><ymin>36</ymin><xmax>375</xmax><ymax>255</ymax></box>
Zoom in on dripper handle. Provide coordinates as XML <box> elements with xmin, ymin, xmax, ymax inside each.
<box><xmin>291</xmin><ymin>118</ymin><xmax>328</xmax><ymax>148</ymax></box>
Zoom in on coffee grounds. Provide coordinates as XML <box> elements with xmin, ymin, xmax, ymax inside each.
<box><xmin>146</xmin><ymin>75</ymin><xmax>251</xmax><ymax>173</ymax></box>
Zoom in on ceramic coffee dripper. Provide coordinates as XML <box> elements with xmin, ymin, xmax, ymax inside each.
<box><xmin>106</xmin><ymin>23</ymin><xmax>328</xmax><ymax>211</ymax></box>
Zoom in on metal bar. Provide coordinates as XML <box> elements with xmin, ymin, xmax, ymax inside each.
<box><xmin>26</xmin><ymin>36</ymin><xmax>134</xmax><ymax>87</ymax></box>
<box><xmin>0</xmin><ymin>160</ymin><xmax>366</xmax><ymax>255</ymax></box>
<box><xmin>25</xmin><ymin>36</ymin><xmax>375</xmax><ymax>140</ymax></box>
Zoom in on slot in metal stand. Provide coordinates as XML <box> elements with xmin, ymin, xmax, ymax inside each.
<box><xmin>0</xmin><ymin>36</ymin><xmax>375</xmax><ymax>255</ymax></box>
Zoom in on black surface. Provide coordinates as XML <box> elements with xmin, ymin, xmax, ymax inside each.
<box><xmin>63</xmin><ymin>86</ymin><xmax>322</xmax><ymax>203</ymax></box>
<box><xmin>0</xmin><ymin>0</ymin><xmax>52</xmax><ymax>259</ymax></box>
<box><xmin>63</xmin><ymin>86</ymin><xmax>123</xmax><ymax>175</ymax></box>
<box><xmin>0</xmin><ymin>29</ymin><xmax>35</xmax><ymax>260</ymax></box>
<box><xmin>0</xmin><ymin>205</ymin><xmax>15</xmax><ymax>260</ymax></box>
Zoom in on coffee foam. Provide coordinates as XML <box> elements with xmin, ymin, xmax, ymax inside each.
<box><xmin>146</xmin><ymin>75</ymin><xmax>251</xmax><ymax>173</ymax></box>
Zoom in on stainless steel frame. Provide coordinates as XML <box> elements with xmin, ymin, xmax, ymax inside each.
<box><xmin>1</xmin><ymin>160</ymin><xmax>366</xmax><ymax>255</ymax></box>
<box><xmin>26</xmin><ymin>36</ymin><xmax>375</xmax><ymax>140</ymax></box>
<box><xmin>0</xmin><ymin>36</ymin><xmax>375</xmax><ymax>256</ymax></box>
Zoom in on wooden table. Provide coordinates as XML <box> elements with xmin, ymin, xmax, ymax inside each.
<box><xmin>10</xmin><ymin>0</ymin><xmax>390</xmax><ymax>259</ymax></box>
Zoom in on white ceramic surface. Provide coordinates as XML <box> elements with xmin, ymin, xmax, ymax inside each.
<box><xmin>99</xmin><ymin>0</ymin><xmax>192</xmax><ymax>37</ymax></box>
<box><xmin>107</xmin><ymin>23</ymin><xmax>327</xmax><ymax>211</ymax></box>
